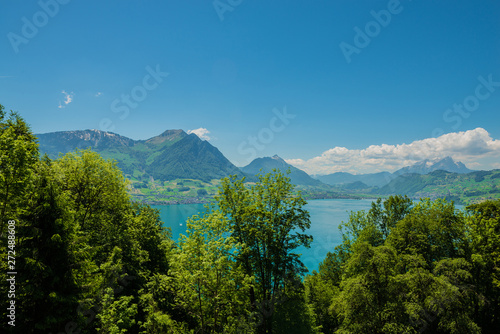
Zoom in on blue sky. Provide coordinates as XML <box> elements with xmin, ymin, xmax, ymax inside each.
<box><xmin>1</xmin><ymin>0</ymin><xmax>499</xmax><ymax>173</ymax></box>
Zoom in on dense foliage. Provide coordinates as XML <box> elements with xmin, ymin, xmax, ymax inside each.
<box><xmin>1</xmin><ymin>106</ymin><xmax>500</xmax><ymax>333</ymax></box>
<box><xmin>1</xmin><ymin>106</ymin><xmax>175</xmax><ymax>333</ymax></box>
<box><xmin>305</xmin><ymin>196</ymin><xmax>500</xmax><ymax>333</ymax></box>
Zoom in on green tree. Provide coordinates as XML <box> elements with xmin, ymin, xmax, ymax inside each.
<box><xmin>96</xmin><ymin>288</ymin><xmax>138</xmax><ymax>334</ymax></box>
<box><xmin>51</xmin><ymin>149</ymin><xmax>130</xmax><ymax>238</ymax></box>
<box><xmin>272</xmin><ymin>277</ymin><xmax>320</xmax><ymax>334</ymax></box>
<box><xmin>333</xmin><ymin>243</ymin><xmax>398</xmax><ymax>333</ymax></box>
<box><xmin>13</xmin><ymin>157</ymin><xmax>81</xmax><ymax>333</ymax></box>
<box><xmin>0</xmin><ymin>105</ymin><xmax>39</xmax><ymax>233</ymax></box>
<box><xmin>139</xmin><ymin>274</ymin><xmax>190</xmax><ymax>334</ymax></box>
<box><xmin>304</xmin><ymin>271</ymin><xmax>340</xmax><ymax>333</ymax></box>
<box><xmin>466</xmin><ymin>200</ymin><xmax>500</xmax><ymax>333</ymax></box>
<box><xmin>216</xmin><ymin>171</ymin><xmax>313</xmax><ymax>333</ymax></box>
<box><xmin>368</xmin><ymin>195</ymin><xmax>413</xmax><ymax>239</ymax></box>
<box><xmin>170</xmin><ymin>210</ymin><xmax>254</xmax><ymax>333</ymax></box>
<box><xmin>39</xmin><ymin>148</ymin><xmax>176</xmax><ymax>333</ymax></box>
<box><xmin>387</xmin><ymin>198</ymin><xmax>468</xmax><ymax>268</ymax></box>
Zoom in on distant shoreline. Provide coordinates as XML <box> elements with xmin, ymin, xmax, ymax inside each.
<box><xmin>135</xmin><ymin>194</ymin><xmax>372</xmax><ymax>206</ymax></box>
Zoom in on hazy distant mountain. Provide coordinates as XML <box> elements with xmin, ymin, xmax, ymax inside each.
<box><xmin>241</xmin><ymin>155</ymin><xmax>323</xmax><ymax>186</ymax></box>
<box><xmin>316</xmin><ymin>171</ymin><xmax>395</xmax><ymax>188</ymax></box>
<box><xmin>315</xmin><ymin>172</ymin><xmax>358</xmax><ymax>185</ymax></box>
<box><xmin>394</xmin><ymin>157</ymin><xmax>473</xmax><ymax>175</ymax></box>
<box><xmin>37</xmin><ymin>129</ymin><xmax>245</xmax><ymax>182</ymax></box>
<box><xmin>340</xmin><ymin>181</ymin><xmax>370</xmax><ymax>190</ymax></box>
<box><xmin>316</xmin><ymin>157</ymin><xmax>472</xmax><ymax>188</ymax></box>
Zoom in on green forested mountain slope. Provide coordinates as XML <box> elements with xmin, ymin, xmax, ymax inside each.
<box><xmin>375</xmin><ymin>169</ymin><xmax>500</xmax><ymax>204</ymax></box>
<box><xmin>36</xmin><ymin>129</ymin><xmax>246</xmax><ymax>182</ymax></box>
<box><xmin>146</xmin><ymin>133</ymin><xmax>244</xmax><ymax>182</ymax></box>
<box><xmin>317</xmin><ymin>171</ymin><xmax>395</xmax><ymax>187</ymax></box>
<box><xmin>241</xmin><ymin>155</ymin><xmax>323</xmax><ymax>186</ymax></box>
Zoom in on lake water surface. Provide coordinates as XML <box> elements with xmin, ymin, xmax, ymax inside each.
<box><xmin>153</xmin><ymin>199</ymin><xmax>465</xmax><ymax>273</ymax></box>
<box><xmin>153</xmin><ymin>198</ymin><xmax>375</xmax><ymax>273</ymax></box>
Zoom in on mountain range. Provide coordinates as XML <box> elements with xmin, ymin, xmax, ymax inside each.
<box><xmin>37</xmin><ymin>129</ymin><xmax>245</xmax><ymax>182</ymax></box>
<box><xmin>316</xmin><ymin>157</ymin><xmax>473</xmax><ymax>188</ymax></box>
<box><xmin>393</xmin><ymin>157</ymin><xmax>472</xmax><ymax>175</ymax></box>
<box><xmin>37</xmin><ymin>129</ymin><xmax>324</xmax><ymax>186</ymax></box>
<box><xmin>374</xmin><ymin>169</ymin><xmax>500</xmax><ymax>203</ymax></box>
<box><xmin>36</xmin><ymin>128</ymin><xmax>499</xmax><ymax>204</ymax></box>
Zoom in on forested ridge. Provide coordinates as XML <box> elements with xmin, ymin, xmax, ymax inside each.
<box><xmin>1</xmin><ymin>106</ymin><xmax>500</xmax><ymax>333</ymax></box>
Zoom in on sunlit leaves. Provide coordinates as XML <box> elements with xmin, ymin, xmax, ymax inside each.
<box><xmin>170</xmin><ymin>210</ymin><xmax>254</xmax><ymax>333</ymax></box>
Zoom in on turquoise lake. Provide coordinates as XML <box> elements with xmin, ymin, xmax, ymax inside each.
<box><xmin>153</xmin><ymin>199</ymin><xmax>464</xmax><ymax>273</ymax></box>
<box><xmin>153</xmin><ymin>199</ymin><xmax>374</xmax><ymax>273</ymax></box>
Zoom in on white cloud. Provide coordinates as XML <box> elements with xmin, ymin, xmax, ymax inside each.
<box><xmin>187</xmin><ymin>128</ymin><xmax>211</xmax><ymax>141</ymax></box>
<box><xmin>95</xmin><ymin>92</ymin><xmax>103</xmax><ymax>97</ymax></box>
<box><xmin>58</xmin><ymin>90</ymin><xmax>74</xmax><ymax>108</ymax></box>
<box><xmin>286</xmin><ymin>128</ymin><xmax>500</xmax><ymax>175</ymax></box>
